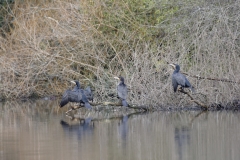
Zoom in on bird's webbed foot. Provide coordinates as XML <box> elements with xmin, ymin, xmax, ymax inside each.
<box><xmin>66</xmin><ymin>105</ymin><xmax>79</xmax><ymax>114</ymax></box>
<box><xmin>66</xmin><ymin>108</ymin><xmax>73</xmax><ymax>114</ymax></box>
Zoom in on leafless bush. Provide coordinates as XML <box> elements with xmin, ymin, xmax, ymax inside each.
<box><xmin>0</xmin><ymin>0</ymin><xmax>239</xmax><ymax>108</ymax></box>
<box><xmin>160</xmin><ymin>1</ymin><xmax>240</xmax><ymax>106</ymax></box>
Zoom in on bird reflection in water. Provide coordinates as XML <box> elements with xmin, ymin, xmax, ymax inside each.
<box><xmin>60</xmin><ymin>116</ymin><xmax>94</xmax><ymax>140</ymax></box>
<box><xmin>119</xmin><ymin>115</ymin><xmax>129</xmax><ymax>143</ymax></box>
<box><xmin>174</xmin><ymin>126</ymin><xmax>190</xmax><ymax>160</ymax></box>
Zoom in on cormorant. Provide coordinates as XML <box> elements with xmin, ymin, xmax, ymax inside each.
<box><xmin>114</xmin><ymin>76</ymin><xmax>128</xmax><ymax>107</ymax></box>
<box><xmin>169</xmin><ymin>64</ymin><xmax>194</xmax><ymax>93</ymax></box>
<box><xmin>72</xmin><ymin>83</ymin><xmax>93</xmax><ymax>102</ymax></box>
<box><xmin>59</xmin><ymin>80</ymin><xmax>92</xmax><ymax>111</ymax></box>
<box><xmin>83</xmin><ymin>86</ymin><xmax>93</xmax><ymax>102</ymax></box>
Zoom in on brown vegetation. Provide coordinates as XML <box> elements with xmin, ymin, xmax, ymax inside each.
<box><xmin>0</xmin><ymin>0</ymin><xmax>239</xmax><ymax>108</ymax></box>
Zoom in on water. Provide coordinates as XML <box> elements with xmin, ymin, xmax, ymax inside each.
<box><xmin>0</xmin><ymin>100</ymin><xmax>240</xmax><ymax>160</ymax></box>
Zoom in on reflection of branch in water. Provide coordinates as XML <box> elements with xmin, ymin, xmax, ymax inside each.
<box><xmin>179</xmin><ymin>89</ymin><xmax>208</xmax><ymax>109</ymax></box>
<box><xmin>190</xmin><ymin>111</ymin><xmax>206</xmax><ymax>124</ymax></box>
<box><xmin>61</xmin><ymin>116</ymin><xmax>93</xmax><ymax>126</ymax></box>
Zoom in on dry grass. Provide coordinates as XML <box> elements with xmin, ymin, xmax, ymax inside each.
<box><xmin>0</xmin><ymin>0</ymin><xmax>239</xmax><ymax>108</ymax></box>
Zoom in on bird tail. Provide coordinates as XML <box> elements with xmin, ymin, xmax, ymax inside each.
<box><xmin>59</xmin><ymin>100</ymin><xmax>68</xmax><ymax>108</ymax></box>
<box><xmin>122</xmin><ymin>99</ymin><xmax>128</xmax><ymax>107</ymax></box>
<box><xmin>84</xmin><ymin>102</ymin><xmax>92</xmax><ymax>109</ymax></box>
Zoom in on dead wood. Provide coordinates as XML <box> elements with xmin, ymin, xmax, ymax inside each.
<box><xmin>65</xmin><ymin>101</ymin><xmax>149</xmax><ymax>113</ymax></box>
<box><xmin>90</xmin><ymin>102</ymin><xmax>149</xmax><ymax>111</ymax></box>
<box><xmin>179</xmin><ymin>89</ymin><xmax>208</xmax><ymax>109</ymax></box>
<box><xmin>91</xmin><ymin>102</ymin><xmax>149</xmax><ymax>111</ymax></box>
<box><xmin>182</xmin><ymin>72</ymin><xmax>240</xmax><ymax>84</ymax></box>
<box><xmin>64</xmin><ymin>111</ymin><xmax>145</xmax><ymax>123</ymax></box>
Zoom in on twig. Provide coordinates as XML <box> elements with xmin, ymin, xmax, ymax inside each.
<box><xmin>182</xmin><ymin>72</ymin><xmax>239</xmax><ymax>84</ymax></box>
<box><xmin>179</xmin><ymin>89</ymin><xmax>208</xmax><ymax>109</ymax></box>
<box><xmin>167</xmin><ymin>61</ymin><xmax>239</xmax><ymax>83</ymax></box>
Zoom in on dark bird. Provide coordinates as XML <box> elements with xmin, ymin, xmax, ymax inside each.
<box><xmin>114</xmin><ymin>76</ymin><xmax>128</xmax><ymax>107</ymax></box>
<box><xmin>72</xmin><ymin>84</ymin><xmax>93</xmax><ymax>102</ymax></box>
<box><xmin>83</xmin><ymin>86</ymin><xmax>93</xmax><ymax>102</ymax></box>
<box><xmin>169</xmin><ymin>64</ymin><xmax>194</xmax><ymax>93</ymax></box>
<box><xmin>59</xmin><ymin>80</ymin><xmax>92</xmax><ymax>111</ymax></box>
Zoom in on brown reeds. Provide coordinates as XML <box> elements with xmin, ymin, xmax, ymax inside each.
<box><xmin>0</xmin><ymin>0</ymin><xmax>239</xmax><ymax>108</ymax></box>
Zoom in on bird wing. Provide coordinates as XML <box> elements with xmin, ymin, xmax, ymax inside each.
<box><xmin>72</xmin><ymin>86</ymin><xmax>78</xmax><ymax>92</ymax></box>
<box><xmin>80</xmin><ymin>93</ymin><xmax>88</xmax><ymax>103</ymax></box>
<box><xmin>68</xmin><ymin>90</ymin><xmax>82</xmax><ymax>102</ymax></box>
<box><xmin>79</xmin><ymin>90</ymin><xmax>92</xmax><ymax>109</ymax></box>
<box><xmin>69</xmin><ymin>90</ymin><xmax>82</xmax><ymax>102</ymax></box>
<box><xmin>174</xmin><ymin>73</ymin><xmax>186</xmax><ymax>86</ymax></box>
<box><xmin>172</xmin><ymin>75</ymin><xmax>178</xmax><ymax>92</ymax></box>
<box><xmin>84</xmin><ymin>86</ymin><xmax>93</xmax><ymax>101</ymax></box>
<box><xmin>60</xmin><ymin>90</ymin><xmax>71</xmax><ymax>107</ymax></box>
<box><xmin>60</xmin><ymin>88</ymin><xmax>92</xmax><ymax>108</ymax></box>
<box><xmin>117</xmin><ymin>84</ymin><xmax>127</xmax><ymax>100</ymax></box>
<box><xmin>85</xmin><ymin>86</ymin><xmax>91</xmax><ymax>93</ymax></box>
<box><xmin>184</xmin><ymin>77</ymin><xmax>192</xmax><ymax>88</ymax></box>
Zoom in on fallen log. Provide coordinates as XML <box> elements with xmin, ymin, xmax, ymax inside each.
<box><xmin>65</xmin><ymin>101</ymin><xmax>149</xmax><ymax>113</ymax></box>
<box><xmin>64</xmin><ymin>111</ymin><xmax>146</xmax><ymax>123</ymax></box>
<box><xmin>90</xmin><ymin>102</ymin><xmax>149</xmax><ymax>111</ymax></box>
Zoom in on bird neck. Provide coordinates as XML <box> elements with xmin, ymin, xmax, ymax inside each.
<box><xmin>174</xmin><ymin>70</ymin><xmax>179</xmax><ymax>73</ymax></box>
<box><xmin>175</xmin><ymin>65</ymin><xmax>180</xmax><ymax>72</ymax></box>
<box><xmin>76</xmin><ymin>82</ymin><xmax>80</xmax><ymax>89</ymax></box>
<box><xmin>120</xmin><ymin>81</ymin><xmax>125</xmax><ymax>85</ymax></box>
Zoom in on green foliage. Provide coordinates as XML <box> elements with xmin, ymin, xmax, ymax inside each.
<box><xmin>87</xmin><ymin>0</ymin><xmax>179</xmax><ymax>42</ymax></box>
<box><xmin>0</xmin><ymin>0</ymin><xmax>14</xmax><ymax>34</ymax></box>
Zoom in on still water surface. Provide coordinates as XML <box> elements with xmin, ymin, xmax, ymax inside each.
<box><xmin>0</xmin><ymin>100</ymin><xmax>240</xmax><ymax>160</ymax></box>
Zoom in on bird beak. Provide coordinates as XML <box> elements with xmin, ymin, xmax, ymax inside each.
<box><xmin>114</xmin><ymin>76</ymin><xmax>120</xmax><ymax>80</ymax></box>
<box><xmin>70</xmin><ymin>80</ymin><xmax>76</xmax><ymax>85</ymax></box>
<box><xmin>169</xmin><ymin>63</ymin><xmax>175</xmax><ymax>69</ymax></box>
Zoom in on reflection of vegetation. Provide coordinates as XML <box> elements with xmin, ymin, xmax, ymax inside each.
<box><xmin>0</xmin><ymin>100</ymin><xmax>59</xmax><ymax>119</ymax></box>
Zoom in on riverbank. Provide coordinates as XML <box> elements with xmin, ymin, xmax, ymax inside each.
<box><xmin>0</xmin><ymin>0</ymin><xmax>239</xmax><ymax>108</ymax></box>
